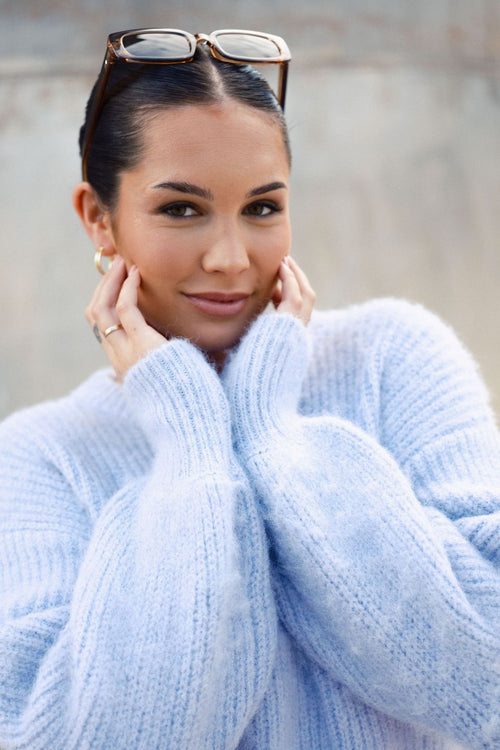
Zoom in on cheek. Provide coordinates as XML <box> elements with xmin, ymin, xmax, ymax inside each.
<box><xmin>261</xmin><ymin>225</ymin><xmax>291</xmax><ymax>270</ymax></box>
<box><xmin>135</xmin><ymin>235</ymin><xmax>194</xmax><ymax>282</ymax></box>
<box><xmin>113</xmin><ymin>217</ymin><xmax>190</xmax><ymax>272</ymax></box>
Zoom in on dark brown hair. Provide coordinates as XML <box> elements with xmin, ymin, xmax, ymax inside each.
<box><xmin>78</xmin><ymin>46</ymin><xmax>291</xmax><ymax>209</ymax></box>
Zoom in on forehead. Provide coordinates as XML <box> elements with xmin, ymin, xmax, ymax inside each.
<box><xmin>132</xmin><ymin>102</ymin><xmax>290</xmax><ymax>184</ymax></box>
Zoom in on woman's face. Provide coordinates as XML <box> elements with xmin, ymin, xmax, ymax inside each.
<box><xmin>106</xmin><ymin>102</ymin><xmax>291</xmax><ymax>355</ymax></box>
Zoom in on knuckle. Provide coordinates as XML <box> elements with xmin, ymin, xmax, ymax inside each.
<box><xmin>115</xmin><ymin>298</ymin><xmax>130</xmax><ymax>316</ymax></box>
<box><xmin>94</xmin><ymin>300</ymin><xmax>110</xmax><ymax>318</ymax></box>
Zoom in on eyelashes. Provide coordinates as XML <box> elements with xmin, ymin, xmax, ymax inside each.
<box><xmin>156</xmin><ymin>199</ymin><xmax>284</xmax><ymax>219</ymax></box>
<box><xmin>244</xmin><ymin>201</ymin><xmax>283</xmax><ymax>216</ymax></box>
<box><xmin>157</xmin><ymin>202</ymin><xmax>199</xmax><ymax>218</ymax></box>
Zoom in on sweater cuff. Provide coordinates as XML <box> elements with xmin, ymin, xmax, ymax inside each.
<box><xmin>123</xmin><ymin>340</ymin><xmax>231</xmax><ymax>470</ymax></box>
<box><xmin>222</xmin><ymin>313</ymin><xmax>311</xmax><ymax>447</ymax></box>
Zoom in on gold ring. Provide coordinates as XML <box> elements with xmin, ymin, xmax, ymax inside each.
<box><xmin>103</xmin><ymin>323</ymin><xmax>124</xmax><ymax>338</ymax></box>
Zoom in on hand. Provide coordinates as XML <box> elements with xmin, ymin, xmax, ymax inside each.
<box><xmin>272</xmin><ymin>256</ymin><xmax>316</xmax><ymax>326</ymax></box>
<box><xmin>86</xmin><ymin>256</ymin><xmax>166</xmax><ymax>380</ymax></box>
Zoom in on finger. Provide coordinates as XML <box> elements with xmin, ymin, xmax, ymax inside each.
<box><xmin>113</xmin><ymin>266</ymin><xmax>167</xmax><ymax>368</ymax></box>
<box><xmin>287</xmin><ymin>256</ymin><xmax>316</xmax><ymax>301</ymax></box>
<box><xmin>278</xmin><ymin>259</ymin><xmax>302</xmax><ymax>310</ymax></box>
<box><xmin>285</xmin><ymin>257</ymin><xmax>316</xmax><ymax>325</ymax></box>
<box><xmin>115</xmin><ymin>265</ymin><xmax>149</xmax><ymax>337</ymax></box>
<box><xmin>85</xmin><ymin>275</ymin><xmax>105</xmax><ymax>325</ymax></box>
<box><xmin>86</xmin><ymin>256</ymin><xmax>127</xmax><ymax>329</ymax></box>
<box><xmin>88</xmin><ymin>264</ymin><xmax>166</xmax><ymax>380</ymax></box>
<box><xmin>95</xmin><ymin>268</ymin><xmax>138</xmax><ymax>376</ymax></box>
<box><xmin>97</xmin><ymin>255</ymin><xmax>127</xmax><ymax>311</ymax></box>
<box><xmin>277</xmin><ymin>258</ymin><xmax>315</xmax><ymax>326</ymax></box>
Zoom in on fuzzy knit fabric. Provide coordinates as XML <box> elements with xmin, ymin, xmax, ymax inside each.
<box><xmin>1</xmin><ymin>298</ymin><xmax>499</xmax><ymax>750</ymax></box>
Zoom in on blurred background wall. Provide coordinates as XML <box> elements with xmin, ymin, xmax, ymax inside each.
<box><xmin>1</xmin><ymin>0</ymin><xmax>499</xmax><ymax>420</ymax></box>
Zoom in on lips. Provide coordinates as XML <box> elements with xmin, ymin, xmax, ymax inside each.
<box><xmin>183</xmin><ymin>291</ymin><xmax>250</xmax><ymax>317</ymax></box>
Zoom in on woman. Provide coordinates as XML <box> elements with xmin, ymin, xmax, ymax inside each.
<box><xmin>0</xmin><ymin>28</ymin><xmax>499</xmax><ymax>750</ymax></box>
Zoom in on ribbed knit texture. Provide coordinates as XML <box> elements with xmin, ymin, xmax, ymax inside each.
<box><xmin>1</xmin><ymin>298</ymin><xmax>499</xmax><ymax>749</ymax></box>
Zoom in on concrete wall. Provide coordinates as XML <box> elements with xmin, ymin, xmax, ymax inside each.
<box><xmin>1</xmin><ymin>1</ymin><xmax>499</xmax><ymax>419</ymax></box>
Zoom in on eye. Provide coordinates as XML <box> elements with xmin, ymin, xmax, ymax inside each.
<box><xmin>244</xmin><ymin>200</ymin><xmax>282</xmax><ymax>217</ymax></box>
<box><xmin>159</xmin><ymin>202</ymin><xmax>199</xmax><ymax>218</ymax></box>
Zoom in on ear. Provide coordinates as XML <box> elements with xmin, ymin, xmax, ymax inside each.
<box><xmin>72</xmin><ymin>181</ymin><xmax>116</xmax><ymax>256</ymax></box>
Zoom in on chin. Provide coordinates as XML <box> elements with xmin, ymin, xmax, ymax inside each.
<box><xmin>148</xmin><ymin>299</ymin><xmax>271</xmax><ymax>354</ymax></box>
<box><xmin>199</xmin><ymin>328</ymin><xmax>249</xmax><ymax>357</ymax></box>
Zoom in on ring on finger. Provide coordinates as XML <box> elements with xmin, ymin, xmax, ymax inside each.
<box><xmin>103</xmin><ymin>323</ymin><xmax>124</xmax><ymax>338</ymax></box>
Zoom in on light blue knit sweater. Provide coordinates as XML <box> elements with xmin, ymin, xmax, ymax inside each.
<box><xmin>1</xmin><ymin>298</ymin><xmax>499</xmax><ymax>749</ymax></box>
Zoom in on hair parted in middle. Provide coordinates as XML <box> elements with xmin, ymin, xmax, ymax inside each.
<box><xmin>79</xmin><ymin>45</ymin><xmax>291</xmax><ymax>209</ymax></box>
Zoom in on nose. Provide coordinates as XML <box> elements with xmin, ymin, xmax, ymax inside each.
<box><xmin>201</xmin><ymin>222</ymin><xmax>251</xmax><ymax>275</ymax></box>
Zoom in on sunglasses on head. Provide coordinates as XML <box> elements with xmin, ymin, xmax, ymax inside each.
<box><xmin>81</xmin><ymin>28</ymin><xmax>291</xmax><ymax>180</ymax></box>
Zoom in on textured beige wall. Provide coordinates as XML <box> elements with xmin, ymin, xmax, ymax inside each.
<box><xmin>1</xmin><ymin>1</ymin><xmax>499</xmax><ymax>419</ymax></box>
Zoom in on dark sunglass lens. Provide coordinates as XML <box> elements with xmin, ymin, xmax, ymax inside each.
<box><xmin>121</xmin><ymin>32</ymin><xmax>193</xmax><ymax>59</ymax></box>
<box><xmin>215</xmin><ymin>33</ymin><xmax>281</xmax><ymax>60</ymax></box>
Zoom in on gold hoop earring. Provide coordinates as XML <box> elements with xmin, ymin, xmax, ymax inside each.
<box><xmin>94</xmin><ymin>247</ymin><xmax>114</xmax><ymax>275</ymax></box>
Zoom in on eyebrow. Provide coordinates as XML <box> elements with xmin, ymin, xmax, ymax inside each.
<box><xmin>153</xmin><ymin>181</ymin><xmax>214</xmax><ymax>200</ymax></box>
<box><xmin>246</xmin><ymin>181</ymin><xmax>287</xmax><ymax>198</ymax></box>
<box><xmin>152</xmin><ymin>180</ymin><xmax>287</xmax><ymax>201</ymax></box>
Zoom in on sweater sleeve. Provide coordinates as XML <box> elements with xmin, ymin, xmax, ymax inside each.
<box><xmin>222</xmin><ymin>310</ymin><xmax>500</xmax><ymax>750</ymax></box>
<box><xmin>0</xmin><ymin>340</ymin><xmax>276</xmax><ymax>750</ymax></box>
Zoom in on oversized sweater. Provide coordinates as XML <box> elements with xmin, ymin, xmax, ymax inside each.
<box><xmin>0</xmin><ymin>298</ymin><xmax>499</xmax><ymax>750</ymax></box>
